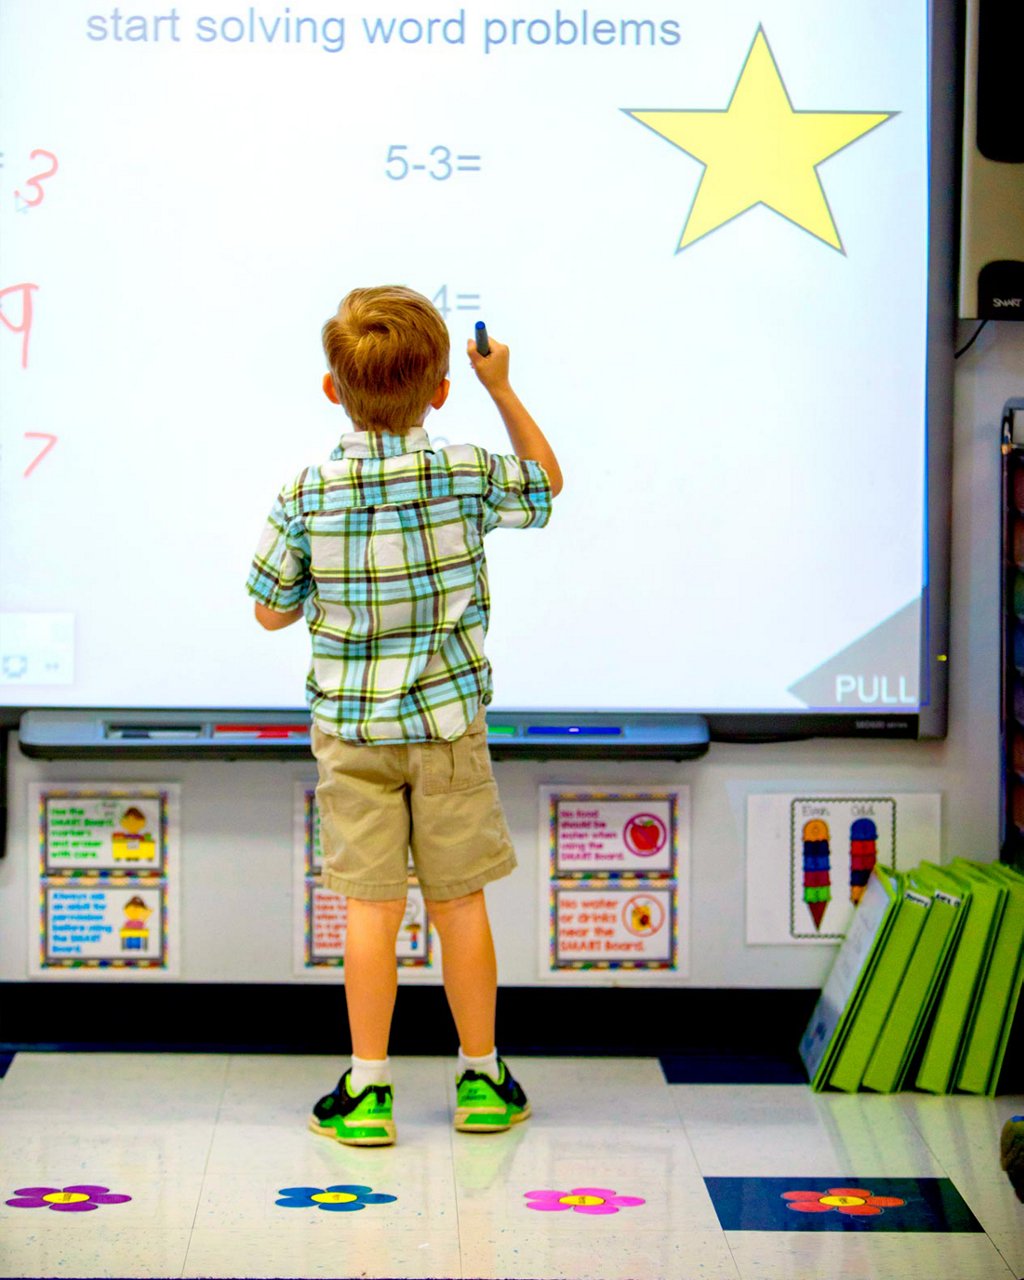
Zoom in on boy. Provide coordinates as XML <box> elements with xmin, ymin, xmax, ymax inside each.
<box><xmin>246</xmin><ymin>285</ymin><xmax>561</xmax><ymax>1146</ymax></box>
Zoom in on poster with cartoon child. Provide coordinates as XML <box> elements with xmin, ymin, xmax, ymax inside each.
<box><xmin>43</xmin><ymin>792</ymin><xmax>165</xmax><ymax>874</ymax></box>
<box><xmin>30</xmin><ymin>784</ymin><xmax>180</xmax><ymax>978</ymax></box>
<box><xmin>42</xmin><ymin>883</ymin><xmax>166</xmax><ymax>967</ymax></box>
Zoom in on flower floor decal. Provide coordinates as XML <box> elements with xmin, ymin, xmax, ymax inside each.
<box><xmin>782</xmin><ymin>1186</ymin><xmax>905</xmax><ymax>1217</ymax></box>
<box><xmin>704</xmin><ymin>1176</ymin><xmax>984</xmax><ymax>1233</ymax></box>
<box><xmin>5</xmin><ymin>1185</ymin><xmax>131</xmax><ymax>1213</ymax></box>
<box><xmin>525</xmin><ymin>1187</ymin><xmax>645</xmax><ymax>1215</ymax></box>
<box><xmin>275</xmin><ymin>1184</ymin><xmax>397</xmax><ymax>1213</ymax></box>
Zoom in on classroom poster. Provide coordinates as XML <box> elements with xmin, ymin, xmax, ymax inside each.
<box><xmin>745</xmin><ymin>792</ymin><xmax>942</xmax><ymax>944</ymax></box>
<box><xmin>293</xmin><ymin>784</ymin><xmax>437</xmax><ymax>977</ymax></box>
<box><xmin>553</xmin><ymin>885</ymin><xmax>676</xmax><ymax>965</ymax></box>
<box><xmin>44</xmin><ymin>882</ymin><xmax>167</xmax><ymax>965</ymax></box>
<box><xmin>552</xmin><ymin>796</ymin><xmax>676</xmax><ymax>875</ymax></box>
<box><xmin>28</xmin><ymin>784</ymin><xmax>180</xmax><ymax>977</ymax></box>
<box><xmin>538</xmin><ymin>787</ymin><xmax>690</xmax><ymax>982</ymax></box>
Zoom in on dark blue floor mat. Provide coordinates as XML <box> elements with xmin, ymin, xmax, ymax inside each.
<box><xmin>660</xmin><ymin>1052</ymin><xmax>807</xmax><ymax>1084</ymax></box>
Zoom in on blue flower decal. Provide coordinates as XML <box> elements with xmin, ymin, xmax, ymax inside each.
<box><xmin>275</xmin><ymin>1184</ymin><xmax>397</xmax><ymax>1213</ymax></box>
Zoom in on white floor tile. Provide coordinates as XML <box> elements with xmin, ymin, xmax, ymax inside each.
<box><xmin>726</xmin><ymin>1228</ymin><xmax>1016</xmax><ymax>1280</ymax></box>
<box><xmin>204</xmin><ymin>1053</ymin><xmax>455</xmax><ymax>1177</ymax></box>
<box><xmin>459</xmin><ymin>1228</ymin><xmax>744</xmax><ymax>1280</ymax></box>
<box><xmin>897</xmin><ymin>1091</ymin><xmax>1024</xmax><ymax>1275</ymax></box>
<box><xmin>453</xmin><ymin>1127</ymin><xmax>721</xmax><ymax>1233</ymax></box>
<box><xmin>182</xmin><ymin>1224</ymin><xmax>462</xmax><ymax>1279</ymax></box>
<box><xmin>672</xmin><ymin>1085</ymin><xmax>947</xmax><ymax>1177</ymax></box>
<box><xmin>0</xmin><ymin>1224</ymin><xmax>193</xmax><ymax>1279</ymax></box>
<box><xmin>478</xmin><ymin>1056</ymin><xmax>672</xmax><ymax>1131</ymax></box>
<box><xmin>0</xmin><ymin>1172</ymin><xmax>206</xmax><ymax>1229</ymax></box>
<box><xmin>195</xmin><ymin>1158</ymin><xmax>457</xmax><ymax>1229</ymax></box>
<box><xmin>204</xmin><ymin>1114</ymin><xmax>460</xmax><ymax>1204</ymax></box>
<box><xmin>220</xmin><ymin>1052</ymin><xmax>451</xmax><ymax>1120</ymax></box>
<box><xmin>1</xmin><ymin>1051</ymin><xmax>229</xmax><ymax>1105</ymax></box>
<box><xmin>0</xmin><ymin>1118</ymin><xmax>216</xmax><ymax>1194</ymax></box>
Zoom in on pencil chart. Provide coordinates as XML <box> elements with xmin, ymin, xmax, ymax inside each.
<box><xmin>789</xmin><ymin>798</ymin><xmax>896</xmax><ymax>940</ymax></box>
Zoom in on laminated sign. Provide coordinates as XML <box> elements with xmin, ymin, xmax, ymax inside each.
<box><xmin>293</xmin><ymin>784</ymin><xmax>435</xmax><ymax>975</ymax></box>
<box><xmin>29</xmin><ymin>785</ymin><xmax>180</xmax><ymax>977</ymax></box>
<box><xmin>539</xmin><ymin>787</ymin><xmax>689</xmax><ymax>981</ymax></box>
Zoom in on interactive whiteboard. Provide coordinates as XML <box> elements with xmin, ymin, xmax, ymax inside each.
<box><xmin>0</xmin><ymin>0</ymin><xmax>953</xmax><ymax>735</ymax></box>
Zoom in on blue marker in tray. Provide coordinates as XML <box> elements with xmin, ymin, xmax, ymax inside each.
<box><xmin>474</xmin><ymin>320</ymin><xmax>490</xmax><ymax>356</ymax></box>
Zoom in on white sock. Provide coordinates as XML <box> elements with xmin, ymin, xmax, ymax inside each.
<box><xmin>349</xmin><ymin>1054</ymin><xmax>391</xmax><ymax>1093</ymax></box>
<box><xmin>458</xmin><ymin>1047</ymin><xmax>499</xmax><ymax>1081</ymax></box>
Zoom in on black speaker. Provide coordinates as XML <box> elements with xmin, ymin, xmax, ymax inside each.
<box><xmin>959</xmin><ymin>0</ymin><xmax>1024</xmax><ymax>320</ymax></box>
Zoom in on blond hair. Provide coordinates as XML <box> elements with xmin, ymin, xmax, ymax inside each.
<box><xmin>322</xmin><ymin>286</ymin><xmax>449</xmax><ymax>434</ymax></box>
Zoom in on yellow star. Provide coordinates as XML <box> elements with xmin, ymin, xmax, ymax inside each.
<box><xmin>626</xmin><ymin>27</ymin><xmax>894</xmax><ymax>253</ymax></box>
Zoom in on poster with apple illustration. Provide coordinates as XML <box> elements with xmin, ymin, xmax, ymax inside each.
<box><xmin>544</xmin><ymin>791</ymin><xmax>679</xmax><ymax>877</ymax></box>
<box><xmin>539</xmin><ymin>787</ymin><xmax>690</xmax><ymax>981</ymax></box>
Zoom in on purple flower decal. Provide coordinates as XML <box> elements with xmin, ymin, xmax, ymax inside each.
<box><xmin>525</xmin><ymin>1186</ymin><xmax>645</xmax><ymax>1215</ymax></box>
<box><xmin>6</xmin><ymin>1185</ymin><xmax>131</xmax><ymax>1213</ymax></box>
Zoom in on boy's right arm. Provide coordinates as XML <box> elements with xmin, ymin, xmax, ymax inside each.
<box><xmin>247</xmin><ymin>484</ymin><xmax>313</xmax><ymax>619</ymax></box>
<box><xmin>466</xmin><ymin>338</ymin><xmax>563</xmax><ymax>496</ymax></box>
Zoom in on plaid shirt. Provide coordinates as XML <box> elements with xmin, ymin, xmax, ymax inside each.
<box><xmin>247</xmin><ymin>427</ymin><xmax>552</xmax><ymax>742</ymax></box>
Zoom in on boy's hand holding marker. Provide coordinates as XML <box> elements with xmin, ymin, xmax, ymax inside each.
<box><xmin>467</xmin><ymin>323</ymin><xmax>563</xmax><ymax>496</ymax></box>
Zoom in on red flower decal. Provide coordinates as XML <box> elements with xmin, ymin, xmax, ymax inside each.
<box><xmin>782</xmin><ymin>1186</ymin><xmax>905</xmax><ymax>1217</ymax></box>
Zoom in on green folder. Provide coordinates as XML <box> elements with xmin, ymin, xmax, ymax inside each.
<box><xmin>800</xmin><ymin>866</ymin><xmax>901</xmax><ymax>1090</ymax></box>
<box><xmin>861</xmin><ymin>865</ymin><xmax>967</xmax><ymax>1093</ymax></box>
<box><xmin>915</xmin><ymin>860</ymin><xmax>1008</xmax><ymax>1094</ymax></box>
<box><xmin>827</xmin><ymin>874</ymin><xmax>932</xmax><ymax>1093</ymax></box>
<box><xmin>954</xmin><ymin>863</ymin><xmax>1024</xmax><ymax>1095</ymax></box>
<box><xmin>986</xmin><ymin>865</ymin><xmax>1024</xmax><ymax>1095</ymax></box>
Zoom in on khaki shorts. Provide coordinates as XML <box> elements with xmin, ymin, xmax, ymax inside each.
<box><xmin>312</xmin><ymin>709</ymin><xmax>516</xmax><ymax>902</ymax></box>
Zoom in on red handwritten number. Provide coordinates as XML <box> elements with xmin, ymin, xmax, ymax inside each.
<box><xmin>15</xmin><ymin>150</ymin><xmax>59</xmax><ymax>208</ymax></box>
<box><xmin>9</xmin><ymin>157</ymin><xmax>58</xmax><ymax>471</ymax></box>
<box><xmin>24</xmin><ymin>433</ymin><xmax>58</xmax><ymax>478</ymax></box>
<box><xmin>0</xmin><ymin>282</ymin><xmax>39</xmax><ymax>368</ymax></box>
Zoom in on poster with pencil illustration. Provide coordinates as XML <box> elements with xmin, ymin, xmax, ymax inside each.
<box><xmin>745</xmin><ymin>792</ymin><xmax>941</xmax><ymax>944</ymax></box>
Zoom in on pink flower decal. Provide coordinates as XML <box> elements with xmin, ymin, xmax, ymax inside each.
<box><xmin>525</xmin><ymin>1187</ymin><xmax>645</xmax><ymax>1215</ymax></box>
<box><xmin>5</xmin><ymin>1185</ymin><xmax>132</xmax><ymax>1213</ymax></box>
<box><xmin>782</xmin><ymin>1186</ymin><xmax>905</xmax><ymax>1217</ymax></box>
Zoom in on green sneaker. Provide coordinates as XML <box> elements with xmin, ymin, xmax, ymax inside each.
<box><xmin>454</xmin><ymin>1058</ymin><xmax>531</xmax><ymax>1133</ymax></box>
<box><xmin>308</xmin><ymin>1071</ymin><xmax>396</xmax><ymax>1146</ymax></box>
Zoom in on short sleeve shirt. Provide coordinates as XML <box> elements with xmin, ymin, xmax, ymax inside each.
<box><xmin>246</xmin><ymin>427</ymin><xmax>552</xmax><ymax>742</ymax></box>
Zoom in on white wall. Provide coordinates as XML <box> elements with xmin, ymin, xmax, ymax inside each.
<box><xmin>2</xmin><ymin>325</ymin><xmax>1022</xmax><ymax>988</ymax></box>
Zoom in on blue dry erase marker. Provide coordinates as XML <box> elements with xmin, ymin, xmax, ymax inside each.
<box><xmin>475</xmin><ymin>321</ymin><xmax>490</xmax><ymax>356</ymax></box>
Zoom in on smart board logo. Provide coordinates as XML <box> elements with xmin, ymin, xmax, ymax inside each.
<box><xmin>835</xmin><ymin>675</ymin><xmax>916</xmax><ymax>705</ymax></box>
<box><xmin>993</xmin><ymin>297</ymin><xmax>1022</xmax><ymax>310</ymax></box>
